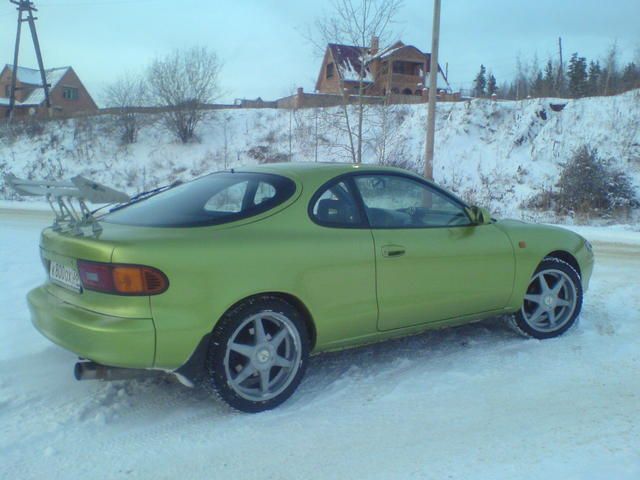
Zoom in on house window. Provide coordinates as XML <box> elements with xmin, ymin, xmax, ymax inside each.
<box><xmin>4</xmin><ymin>85</ymin><xmax>11</xmax><ymax>97</ymax></box>
<box><xmin>326</xmin><ymin>63</ymin><xmax>334</xmax><ymax>79</ymax></box>
<box><xmin>62</xmin><ymin>86</ymin><xmax>79</xmax><ymax>100</ymax></box>
<box><xmin>392</xmin><ymin>61</ymin><xmax>421</xmax><ymax>75</ymax></box>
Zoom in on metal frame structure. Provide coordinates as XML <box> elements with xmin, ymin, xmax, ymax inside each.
<box><xmin>4</xmin><ymin>174</ymin><xmax>130</xmax><ymax>235</ymax></box>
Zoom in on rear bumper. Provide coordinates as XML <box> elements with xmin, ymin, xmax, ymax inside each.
<box><xmin>27</xmin><ymin>286</ymin><xmax>155</xmax><ymax>368</ymax></box>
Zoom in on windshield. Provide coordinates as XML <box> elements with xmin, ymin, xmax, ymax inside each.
<box><xmin>103</xmin><ymin>172</ymin><xmax>296</xmax><ymax>227</ymax></box>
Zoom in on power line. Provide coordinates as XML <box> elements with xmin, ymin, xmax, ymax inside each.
<box><xmin>35</xmin><ymin>0</ymin><xmax>174</xmax><ymax>6</ymax></box>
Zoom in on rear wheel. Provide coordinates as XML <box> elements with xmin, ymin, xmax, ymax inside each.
<box><xmin>511</xmin><ymin>257</ymin><xmax>582</xmax><ymax>339</ymax></box>
<box><xmin>206</xmin><ymin>296</ymin><xmax>309</xmax><ymax>413</ymax></box>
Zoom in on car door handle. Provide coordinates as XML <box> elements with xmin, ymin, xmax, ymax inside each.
<box><xmin>381</xmin><ymin>245</ymin><xmax>406</xmax><ymax>258</ymax></box>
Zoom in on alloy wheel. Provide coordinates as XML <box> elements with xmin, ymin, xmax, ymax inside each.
<box><xmin>224</xmin><ymin>312</ymin><xmax>302</xmax><ymax>402</ymax></box>
<box><xmin>521</xmin><ymin>268</ymin><xmax>578</xmax><ymax>333</ymax></box>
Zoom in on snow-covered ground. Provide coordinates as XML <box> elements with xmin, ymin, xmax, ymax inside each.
<box><xmin>2</xmin><ymin>89</ymin><xmax>639</xmax><ymax>221</ymax></box>
<box><xmin>1</xmin><ymin>212</ymin><xmax>639</xmax><ymax>480</ymax></box>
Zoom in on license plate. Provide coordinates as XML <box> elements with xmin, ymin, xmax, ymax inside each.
<box><xmin>49</xmin><ymin>261</ymin><xmax>82</xmax><ymax>292</ymax></box>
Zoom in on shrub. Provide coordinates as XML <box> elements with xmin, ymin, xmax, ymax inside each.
<box><xmin>247</xmin><ymin>145</ymin><xmax>290</xmax><ymax>164</ymax></box>
<box><xmin>532</xmin><ymin>145</ymin><xmax>638</xmax><ymax>216</ymax></box>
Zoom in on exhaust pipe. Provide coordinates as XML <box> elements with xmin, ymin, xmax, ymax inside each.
<box><xmin>74</xmin><ymin>361</ymin><xmax>163</xmax><ymax>382</ymax></box>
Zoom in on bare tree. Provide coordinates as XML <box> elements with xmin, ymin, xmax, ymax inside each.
<box><xmin>103</xmin><ymin>73</ymin><xmax>147</xmax><ymax>144</ymax></box>
<box><xmin>602</xmin><ymin>42</ymin><xmax>619</xmax><ymax>96</ymax></box>
<box><xmin>309</xmin><ymin>0</ymin><xmax>403</xmax><ymax>163</ymax></box>
<box><xmin>147</xmin><ymin>47</ymin><xmax>221</xmax><ymax>143</ymax></box>
<box><xmin>368</xmin><ymin>97</ymin><xmax>409</xmax><ymax>166</ymax></box>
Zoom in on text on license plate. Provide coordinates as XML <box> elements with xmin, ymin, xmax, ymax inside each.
<box><xmin>49</xmin><ymin>261</ymin><xmax>82</xmax><ymax>292</ymax></box>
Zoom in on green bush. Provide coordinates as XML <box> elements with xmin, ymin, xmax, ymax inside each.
<box><xmin>555</xmin><ymin>146</ymin><xmax>637</xmax><ymax>215</ymax></box>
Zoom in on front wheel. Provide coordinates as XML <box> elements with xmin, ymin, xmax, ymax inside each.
<box><xmin>206</xmin><ymin>296</ymin><xmax>309</xmax><ymax>413</ymax></box>
<box><xmin>510</xmin><ymin>257</ymin><xmax>583</xmax><ymax>339</ymax></box>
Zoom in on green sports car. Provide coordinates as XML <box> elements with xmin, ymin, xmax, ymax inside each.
<box><xmin>26</xmin><ymin>163</ymin><xmax>594</xmax><ymax>412</ymax></box>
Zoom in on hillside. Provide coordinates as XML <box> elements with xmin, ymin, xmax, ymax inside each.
<box><xmin>1</xmin><ymin>89</ymin><xmax>639</xmax><ymax>221</ymax></box>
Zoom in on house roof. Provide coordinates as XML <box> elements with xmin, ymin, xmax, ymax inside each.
<box><xmin>370</xmin><ymin>41</ymin><xmax>410</xmax><ymax>60</ymax></box>
<box><xmin>6</xmin><ymin>65</ymin><xmax>46</xmax><ymax>85</ymax></box>
<box><xmin>327</xmin><ymin>43</ymin><xmax>374</xmax><ymax>83</ymax></box>
<box><xmin>325</xmin><ymin>42</ymin><xmax>449</xmax><ymax>88</ymax></box>
<box><xmin>1</xmin><ymin>65</ymin><xmax>71</xmax><ymax>106</ymax></box>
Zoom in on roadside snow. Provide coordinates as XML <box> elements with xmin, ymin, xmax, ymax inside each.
<box><xmin>0</xmin><ymin>200</ymin><xmax>51</xmax><ymax>213</ymax></box>
<box><xmin>559</xmin><ymin>224</ymin><xmax>640</xmax><ymax>247</ymax></box>
<box><xmin>0</xmin><ymin>213</ymin><xmax>639</xmax><ymax>479</ymax></box>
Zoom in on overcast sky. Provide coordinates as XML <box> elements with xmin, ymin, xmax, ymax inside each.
<box><xmin>1</xmin><ymin>0</ymin><xmax>638</xmax><ymax>104</ymax></box>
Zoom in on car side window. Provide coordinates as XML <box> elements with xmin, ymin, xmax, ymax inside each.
<box><xmin>354</xmin><ymin>175</ymin><xmax>471</xmax><ymax>228</ymax></box>
<box><xmin>311</xmin><ymin>181</ymin><xmax>362</xmax><ymax>227</ymax></box>
<box><xmin>254</xmin><ymin>181</ymin><xmax>276</xmax><ymax>206</ymax></box>
<box><xmin>204</xmin><ymin>180</ymin><xmax>249</xmax><ymax>213</ymax></box>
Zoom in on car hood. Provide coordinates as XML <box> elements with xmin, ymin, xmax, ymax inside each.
<box><xmin>493</xmin><ymin>218</ymin><xmax>587</xmax><ymax>246</ymax></box>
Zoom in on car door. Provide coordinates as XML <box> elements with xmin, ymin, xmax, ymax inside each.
<box><xmin>306</xmin><ymin>179</ymin><xmax>379</xmax><ymax>346</ymax></box>
<box><xmin>352</xmin><ymin>173</ymin><xmax>515</xmax><ymax>331</ymax></box>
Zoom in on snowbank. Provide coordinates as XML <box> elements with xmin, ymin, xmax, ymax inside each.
<box><xmin>1</xmin><ymin>90</ymin><xmax>639</xmax><ymax>222</ymax></box>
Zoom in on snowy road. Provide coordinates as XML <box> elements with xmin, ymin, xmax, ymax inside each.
<box><xmin>1</xmin><ymin>212</ymin><xmax>639</xmax><ymax>480</ymax></box>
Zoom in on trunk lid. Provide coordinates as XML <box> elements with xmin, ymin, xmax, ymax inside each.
<box><xmin>39</xmin><ymin>224</ymin><xmax>153</xmax><ymax>319</ymax></box>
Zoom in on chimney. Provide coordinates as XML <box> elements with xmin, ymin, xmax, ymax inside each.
<box><xmin>295</xmin><ymin>87</ymin><xmax>304</xmax><ymax>108</ymax></box>
<box><xmin>370</xmin><ymin>36</ymin><xmax>379</xmax><ymax>55</ymax></box>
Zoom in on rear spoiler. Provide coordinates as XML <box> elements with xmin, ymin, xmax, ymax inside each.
<box><xmin>4</xmin><ymin>174</ymin><xmax>130</xmax><ymax>235</ymax></box>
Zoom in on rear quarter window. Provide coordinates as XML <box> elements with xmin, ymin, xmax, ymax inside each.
<box><xmin>104</xmin><ymin>172</ymin><xmax>296</xmax><ymax>227</ymax></box>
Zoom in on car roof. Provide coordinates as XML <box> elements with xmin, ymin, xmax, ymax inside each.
<box><xmin>234</xmin><ymin>162</ymin><xmax>418</xmax><ymax>184</ymax></box>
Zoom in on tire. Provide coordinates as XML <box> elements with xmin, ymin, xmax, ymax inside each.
<box><xmin>206</xmin><ymin>295</ymin><xmax>310</xmax><ymax>413</ymax></box>
<box><xmin>510</xmin><ymin>257</ymin><xmax>583</xmax><ymax>339</ymax></box>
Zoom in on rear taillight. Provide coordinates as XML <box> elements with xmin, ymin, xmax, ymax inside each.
<box><xmin>77</xmin><ymin>261</ymin><xmax>168</xmax><ymax>296</ymax></box>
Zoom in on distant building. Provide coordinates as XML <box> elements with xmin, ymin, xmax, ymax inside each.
<box><xmin>0</xmin><ymin>64</ymin><xmax>98</xmax><ymax>118</ymax></box>
<box><xmin>315</xmin><ymin>37</ymin><xmax>451</xmax><ymax>98</ymax></box>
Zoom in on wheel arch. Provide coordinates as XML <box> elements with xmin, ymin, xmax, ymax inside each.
<box><xmin>544</xmin><ymin>250</ymin><xmax>581</xmax><ymax>278</ymax></box>
<box><xmin>254</xmin><ymin>291</ymin><xmax>317</xmax><ymax>350</ymax></box>
<box><xmin>175</xmin><ymin>291</ymin><xmax>317</xmax><ymax>384</ymax></box>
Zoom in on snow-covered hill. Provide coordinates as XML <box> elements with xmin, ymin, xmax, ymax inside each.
<box><xmin>1</xmin><ymin>89</ymin><xmax>639</xmax><ymax>220</ymax></box>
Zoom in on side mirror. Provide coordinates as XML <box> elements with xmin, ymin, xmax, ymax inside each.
<box><xmin>466</xmin><ymin>206</ymin><xmax>492</xmax><ymax>225</ymax></box>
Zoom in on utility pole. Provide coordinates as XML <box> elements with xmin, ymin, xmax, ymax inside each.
<box><xmin>557</xmin><ymin>36</ymin><xmax>564</xmax><ymax>96</ymax></box>
<box><xmin>7</xmin><ymin>0</ymin><xmax>51</xmax><ymax>120</ymax></box>
<box><xmin>314</xmin><ymin>108</ymin><xmax>319</xmax><ymax>162</ymax></box>
<box><xmin>424</xmin><ymin>0</ymin><xmax>441</xmax><ymax>180</ymax></box>
<box><xmin>288</xmin><ymin>107</ymin><xmax>293</xmax><ymax>161</ymax></box>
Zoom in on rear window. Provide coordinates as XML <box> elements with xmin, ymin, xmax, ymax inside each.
<box><xmin>103</xmin><ymin>172</ymin><xmax>296</xmax><ymax>227</ymax></box>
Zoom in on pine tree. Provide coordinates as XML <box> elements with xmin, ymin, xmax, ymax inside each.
<box><xmin>621</xmin><ymin>62</ymin><xmax>640</xmax><ymax>92</ymax></box>
<box><xmin>487</xmin><ymin>73</ymin><xmax>498</xmax><ymax>97</ymax></box>
<box><xmin>543</xmin><ymin>59</ymin><xmax>555</xmax><ymax>96</ymax></box>
<box><xmin>514</xmin><ymin>56</ymin><xmax>530</xmax><ymax>99</ymax></box>
<box><xmin>587</xmin><ymin>60</ymin><xmax>602</xmax><ymax>96</ymax></box>
<box><xmin>557</xmin><ymin>146</ymin><xmax>637</xmax><ymax>214</ymax></box>
<box><xmin>567</xmin><ymin>53</ymin><xmax>588</xmax><ymax>98</ymax></box>
<box><xmin>556</xmin><ymin>60</ymin><xmax>566</xmax><ymax>97</ymax></box>
<box><xmin>473</xmin><ymin>64</ymin><xmax>487</xmax><ymax>97</ymax></box>
<box><xmin>530</xmin><ymin>71</ymin><xmax>544</xmax><ymax>97</ymax></box>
